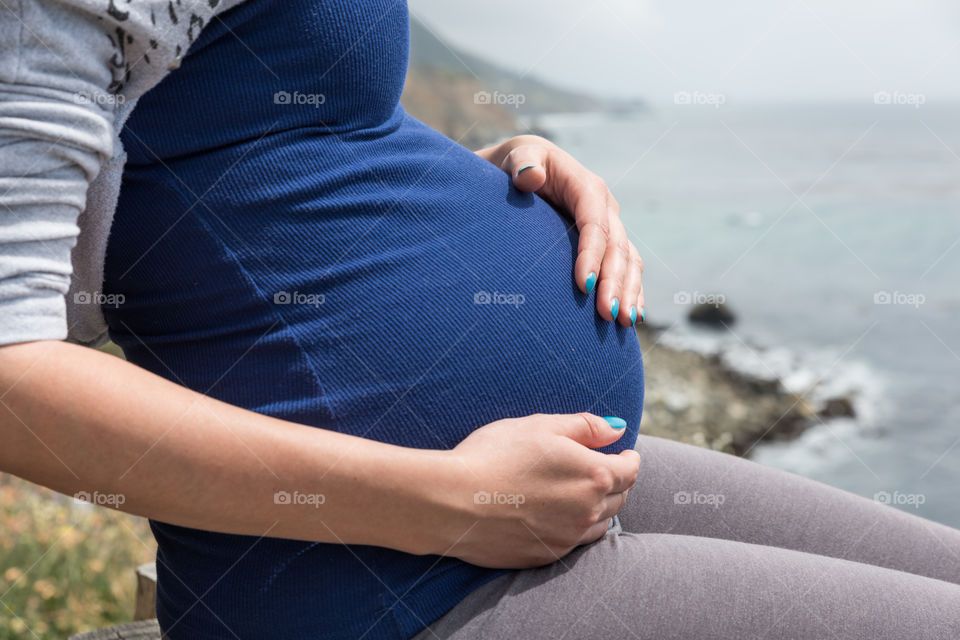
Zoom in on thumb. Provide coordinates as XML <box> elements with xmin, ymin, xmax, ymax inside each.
<box><xmin>548</xmin><ymin>413</ymin><xmax>629</xmax><ymax>449</ymax></box>
<box><xmin>502</xmin><ymin>146</ymin><xmax>548</xmax><ymax>193</ymax></box>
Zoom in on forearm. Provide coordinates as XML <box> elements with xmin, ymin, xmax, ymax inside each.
<box><xmin>0</xmin><ymin>340</ymin><xmax>458</xmax><ymax>554</ymax></box>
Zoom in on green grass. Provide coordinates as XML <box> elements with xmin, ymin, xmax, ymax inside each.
<box><xmin>0</xmin><ymin>474</ymin><xmax>156</xmax><ymax>639</ymax></box>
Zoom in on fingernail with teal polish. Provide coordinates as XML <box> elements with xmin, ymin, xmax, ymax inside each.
<box><xmin>517</xmin><ymin>164</ymin><xmax>537</xmax><ymax>176</ymax></box>
<box><xmin>640</xmin><ymin>307</ymin><xmax>646</xmax><ymax>324</ymax></box>
<box><xmin>630</xmin><ymin>306</ymin><xmax>638</xmax><ymax>325</ymax></box>
<box><xmin>585</xmin><ymin>272</ymin><xmax>597</xmax><ymax>294</ymax></box>
<box><xmin>603</xmin><ymin>416</ymin><xmax>627</xmax><ymax>429</ymax></box>
<box><xmin>610</xmin><ymin>297</ymin><xmax>620</xmax><ymax>320</ymax></box>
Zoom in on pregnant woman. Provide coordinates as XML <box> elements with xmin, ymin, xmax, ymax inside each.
<box><xmin>2</xmin><ymin>1</ymin><xmax>960</xmax><ymax>639</ymax></box>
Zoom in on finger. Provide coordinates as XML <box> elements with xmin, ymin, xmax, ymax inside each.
<box><xmin>600</xmin><ymin>491</ymin><xmax>629</xmax><ymax>519</ymax></box>
<box><xmin>577</xmin><ymin>517</ymin><xmax>614</xmax><ymax>545</ymax></box>
<box><xmin>602</xmin><ymin>449</ymin><xmax>641</xmax><ymax>493</ymax></box>
<box><xmin>527</xmin><ymin>149</ymin><xmax>609</xmax><ymax>296</ymax></box>
<box><xmin>565</xmin><ymin>174</ymin><xmax>609</xmax><ymax>296</ymax></box>
<box><xmin>621</xmin><ymin>242</ymin><xmax>644</xmax><ymax>327</ymax></box>
<box><xmin>638</xmin><ymin>280</ymin><xmax>646</xmax><ymax>325</ymax></box>
<box><xmin>543</xmin><ymin>413</ymin><xmax>628</xmax><ymax>449</ymax></box>
<box><xmin>575</xmin><ymin>221</ymin><xmax>606</xmax><ymax>295</ymax></box>
<box><xmin>596</xmin><ymin>206</ymin><xmax>629</xmax><ymax>322</ymax></box>
<box><xmin>501</xmin><ymin>145</ymin><xmax>548</xmax><ymax>192</ymax></box>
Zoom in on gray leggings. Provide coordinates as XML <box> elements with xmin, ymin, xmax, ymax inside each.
<box><xmin>415</xmin><ymin>435</ymin><xmax>960</xmax><ymax>639</ymax></box>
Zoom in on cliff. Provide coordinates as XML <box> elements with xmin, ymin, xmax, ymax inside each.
<box><xmin>401</xmin><ymin>17</ymin><xmax>644</xmax><ymax>148</ymax></box>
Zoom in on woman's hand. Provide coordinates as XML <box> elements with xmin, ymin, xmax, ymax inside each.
<box><xmin>476</xmin><ymin>135</ymin><xmax>646</xmax><ymax>327</ymax></box>
<box><xmin>424</xmin><ymin>413</ymin><xmax>641</xmax><ymax>569</ymax></box>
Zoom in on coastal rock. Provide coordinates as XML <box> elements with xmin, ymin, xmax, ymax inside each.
<box><xmin>688</xmin><ymin>302</ymin><xmax>736</xmax><ymax>328</ymax></box>
<box><xmin>636</xmin><ymin>325</ymin><xmax>815</xmax><ymax>456</ymax></box>
<box><xmin>820</xmin><ymin>396</ymin><xmax>856</xmax><ymax>419</ymax></box>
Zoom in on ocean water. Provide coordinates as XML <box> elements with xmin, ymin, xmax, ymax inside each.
<box><xmin>537</xmin><ymin>104</ymin><xmax>960</xmax><ymax>528</ymax></box>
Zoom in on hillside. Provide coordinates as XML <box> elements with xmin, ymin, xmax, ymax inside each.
<box><xmin>401</xmin><ymin>17</ymin><xmax>642</xmax><ymax>148</ymax></box>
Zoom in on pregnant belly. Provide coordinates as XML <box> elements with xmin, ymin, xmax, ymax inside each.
<box><xmin>106</xmin><ymin>114</ymin><xmax>643</xmax><ymax>453</ymax></box>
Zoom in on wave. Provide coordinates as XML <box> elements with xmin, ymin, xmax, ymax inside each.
<box><xmin>655</xmin><ymin>325</ymin><xmax>889</xmax><ymax>431</ymax></box>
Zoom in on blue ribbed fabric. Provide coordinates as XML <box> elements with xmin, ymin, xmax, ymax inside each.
<box><xmin>103</xmin><ymin>1</ymin><xmax>643</xmax><ymax>638</ymax></box>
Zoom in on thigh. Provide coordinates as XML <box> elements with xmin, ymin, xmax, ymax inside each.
<box><xmin>418</xmin><ymin>532</ymin><xmax>960</xmax><ymax>640</ymax></box>
<box><xmin>621</xmin><ymin>434</ymin><xmax>960</xmax><ymax>585</ymax></box>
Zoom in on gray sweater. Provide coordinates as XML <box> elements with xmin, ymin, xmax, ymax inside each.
<box><xmin>0</xmin><ymin>0</ymin><xmax>245</xmax><ymax>347</ymax></box>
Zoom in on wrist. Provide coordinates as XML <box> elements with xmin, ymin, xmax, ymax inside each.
<box><xmin>384</xmin><ymin>447</ymin><xmax>476</xmax><ymax>557</ymax></box>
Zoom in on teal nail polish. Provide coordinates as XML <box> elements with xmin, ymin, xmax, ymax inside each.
<box><xmin>630</xmin><ymin>306</ymin><xmax>638</xmax><ymax>325</ymax></box>
<box><xmin>611</xmin><ymin>297</ymin><xmax>620</xmax><ymax>320</ymax></box>
<box><xmin>603</xmin><ymin>416</ymin><xmax>627</xmax><ymax>429</ymax></box>
<box><xmin>640</xmin><ymin>307</ymin><xmax>646</xmax><ymax>324</ymax></box>
<box><xmin>585</xmin><ymin>272</ymin><xmax>597</xmax><ymax>294</ymax></box>
<box><xmin>517</xmin><ymin>164</ymin><xmax>537</xmax><ymax>176</ymax></box>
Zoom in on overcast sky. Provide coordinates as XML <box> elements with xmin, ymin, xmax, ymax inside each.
<box><xmin>408</xmin><ymin>0</ymin><xmax>960</xmax><ymax>105</ymax></box>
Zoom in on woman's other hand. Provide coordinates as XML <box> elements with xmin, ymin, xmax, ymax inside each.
<box><xmin>476</xmin><ymin>136</ymin><xmax>645</xmax><ymax>326</ymax></box>
<box><xmin>423</xmin><ymin>413</ymin><xmax>640</xmax><ymax>569</ymax></box>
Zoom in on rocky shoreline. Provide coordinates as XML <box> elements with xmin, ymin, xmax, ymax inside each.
<box><xmin>636</xmin><ymin>323</ymin><xmax>831</xmax><ymax>457</ymax></box>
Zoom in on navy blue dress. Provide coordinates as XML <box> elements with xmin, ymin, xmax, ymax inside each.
<box><xmin>105</xmin><ymin>1</ymin><xmax>643</xmax><ymax>637</ymax></box>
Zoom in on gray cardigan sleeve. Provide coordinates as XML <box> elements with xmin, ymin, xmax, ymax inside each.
<box><xmin>0</xmin><ymin>0</ymin><xmax>116</xmax><ymax>344</ymax></box>
<box><xmin>0</xmin><ymin>0</ymin><xmax>245</xmax><ymax>347</ymax></box>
